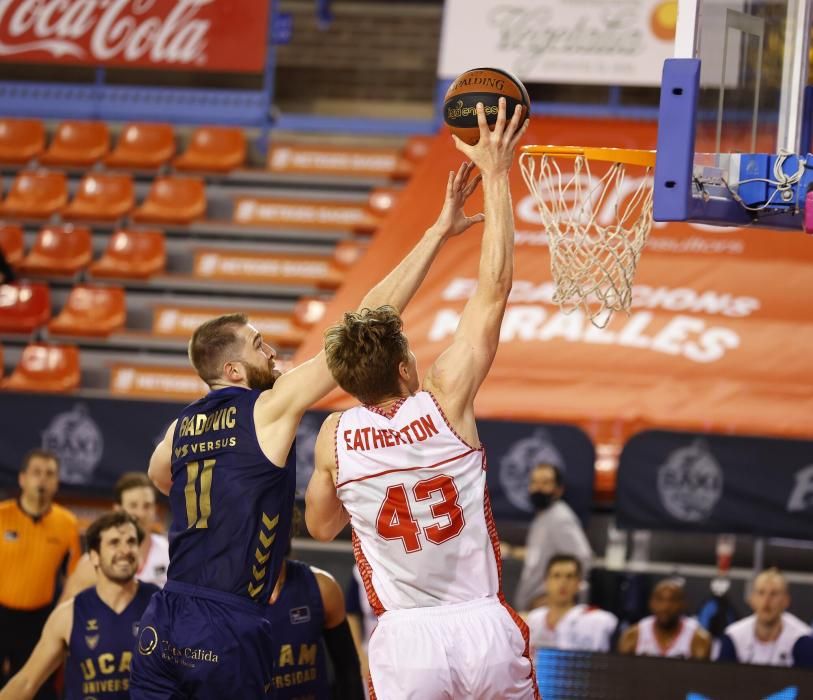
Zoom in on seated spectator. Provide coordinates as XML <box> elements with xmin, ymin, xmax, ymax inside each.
<box><xmin>618</xmin><ymin>578</ymin><xmax>711</xmax><ymax>660</ymax></box>
<box><xmin>527</xmin><ymin>554</ymin><xmax>617</xmax><ymax>654</ymax></box>
<box><xmin>718</xmin><ymin>568</ymin><xmax>811</xmax><ymax>667</ymax></box>
<box><xmin>513</xmin><ymin>462</ymin><xmax>592</xmax><ymax>612</ymax></box>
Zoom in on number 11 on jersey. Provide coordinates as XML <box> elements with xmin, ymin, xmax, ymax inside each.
<box><xmin>375</xmin><ymin>474</ymin><xmax>465</xmax><ymax>553</ymax></box>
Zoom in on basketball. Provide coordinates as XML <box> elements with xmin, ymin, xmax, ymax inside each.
<box><xmin>443</xmin><ymin>67</ymin><xmax>531</xmax><ymax>145</ymax></box>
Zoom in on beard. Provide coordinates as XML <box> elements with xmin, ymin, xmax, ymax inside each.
<box><xmin>244</xmin><ymin>362</ymin><xmax>279</xmax><ymax>391</ymax></box>
<box><xmin>100</xmin><ymin>557</ymin><xmax>137</xmax><ymax>584</ymax></box>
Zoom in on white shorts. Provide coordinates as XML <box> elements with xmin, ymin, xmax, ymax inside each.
<box><xmin>368</xmin><ymin>596</ymin><xmax>538</xmax><ymax>700</ymax></box>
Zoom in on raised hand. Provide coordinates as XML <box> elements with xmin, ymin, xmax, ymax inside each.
<box><xmin>432</xmin><ymin>160</ymin><xmax>485</xmax><ymax>239</ymax></box>
<box><xmin>451</xmin><ymin>97</ymin><xmax>529</xmax><ymax>177</ymax></box>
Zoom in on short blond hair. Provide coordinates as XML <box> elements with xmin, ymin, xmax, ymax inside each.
<box><xmin>324</xmin><ymin>306</ymin><xmax>408</xmax><ymax>404</ymax></box>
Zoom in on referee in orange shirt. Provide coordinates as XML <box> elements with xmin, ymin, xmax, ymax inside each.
<box><xmin>0</xmin><ymin>449</ymin><xmax>80</xmax><ymax>699</ymax></box>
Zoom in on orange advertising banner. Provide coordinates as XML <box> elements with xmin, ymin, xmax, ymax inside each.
<box><xmin>268</xmin><ymin>144</ymin><xmax>404</xmax><ymax>178</ymax></box>
<box><xmin>152</xmin><ymin>306</ymin><xmax>305</xmax><ymax>348</ymax></box>
<box><xmin>110</xmin><ymin>365</ymin><xmax>207</xmax><ymax>401</ymax></box>
<box><xmin>233</xmin><ymin>196</ymin><xmax>378</xmax><ymax>232</ymax></box>
<box><xmin>294</xmin><ymin>117</ymin><xmax>813</xmax><ymax>439</ymax></box>
<box><xmin>193</xmin><ymin>249</ymin><xmax>333</xmax><ymax>286</ymax></box>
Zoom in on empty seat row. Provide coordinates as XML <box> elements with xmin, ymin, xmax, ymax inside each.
<box><xmin>0</xmin><ymin>225</ymin><xmax>166</xmax><ymax>278</ymax></box>
<box><xmin>0</xmin><ymin>283</ymin><xmax>124</xmax><ymax>336</ymax></box>
<box><xmin>0</xmin><ymin>171</ymin><xmax>206</xmax><ymax>223</ymax></box>
<box><xmin>0</xmin><ymin>119</ymin><xmax>246</xmax><ymax>172</ymax></box>
<box><xmin>0</xmin><ymin>342</ymin><xmax>80</xmax><ymax>393</ymax></box>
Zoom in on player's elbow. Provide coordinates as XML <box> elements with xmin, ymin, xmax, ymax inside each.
<box><xmin>306</xmin><ymin>519</ymin><xmax>337</xmax><ymax>542</ymax></box>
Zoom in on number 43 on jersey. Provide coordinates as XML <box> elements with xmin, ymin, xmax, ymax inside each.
<box><xmin>376</xmin><ymin>474</ymin><xmax>465</xmax><ymax>553</ymax></box>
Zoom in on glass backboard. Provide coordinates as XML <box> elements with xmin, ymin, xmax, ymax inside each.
<box><xmin>654</xmin><ymin>0</ymin><xmax>813</xmax><ymax>228</ymax></box>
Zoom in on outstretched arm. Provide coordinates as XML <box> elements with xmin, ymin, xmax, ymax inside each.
<box><xmin>0</xmin><ymin>602</ymin><xmax>71</xmax><ymax>700</ymax></box>
<box><xmin>260</xmin><ymin>164</ymin><xmax>484</xmax><ymax>428</ymax></box>
<box><xmin>424</xmin><ymin>99</ymin><xmax>528</xmax><ymax>435</ymax></box>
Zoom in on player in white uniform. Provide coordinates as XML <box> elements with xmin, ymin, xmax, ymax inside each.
<box><xmin>527</xmin><ymin>554</ymin><xmax>617</xmax><ymax>653</ymax></box>
<box><xmin>305</xmin><ymin>98</ymin><xmax>537</xmax><ymax>699</ymax></box>
<box><xmin>619</xmin><ymin>578</ymin><xmax>711</xmax><ymax>659</ymax></box>
<box><xmin>59</xmin><ymin>472</ymin><xmax>169</xmax><ymax>601</ymax></box>
<box><xmin>718</xmin><ymin>568</ymin><xmax>811</xmax><ymax>666</ymax></box>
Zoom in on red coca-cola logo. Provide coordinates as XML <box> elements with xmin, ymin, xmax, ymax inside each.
<box><xmin>0</xmin><ymin>0</ymin><xmax>269</xmax><ymax>71</ymax></box>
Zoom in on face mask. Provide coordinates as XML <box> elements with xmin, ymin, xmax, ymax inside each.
<box><xmin>530</xmin><ymin>492</ymin><xmax>554</xmax><ymax>511</ymax></box>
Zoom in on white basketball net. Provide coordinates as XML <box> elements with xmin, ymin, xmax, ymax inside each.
<box><xmin>519</xmin><ymin>151</ymin><xmax>655</xmax><ymax>328</ymax></box>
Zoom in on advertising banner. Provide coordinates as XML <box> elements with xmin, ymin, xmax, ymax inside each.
<box><xmin>0</xmin><ymin>395</ymin><xmax>594</xmax><ymax>525</ymax></box>
<box><xmin>438</xmin><ymin>0</ymin><xmax>676</xmax><ymax>87</ymax></box>
<box><xmin>294</xmin><ymin>117</ymin><xmax>813</xmax><ymax>440</ymax></box>
<box><xmin>536</xmin><ymin>649</ymin><xmax>813</xmax><ymax>699</ymax></box>
<box><xmin>0</xmin><ymin>0</ymin><xmax>270</xmax><ymax>72</ymax></box>
<box><xmin>616</xmin><ymin>430</ymin><xmax>813</xmax><ymax>538</ymax></box>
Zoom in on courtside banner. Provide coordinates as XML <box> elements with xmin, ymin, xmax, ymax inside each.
<box><xmin>0</xmin><ymin>0</ymin><xmax>270</xmax><ymax>72</ymax></box>
<box><xmin>438</xmin><ymin>0</ymin><xmax>676</xmax><ymax>87</ymax></box>
<box><xmin>616</xmin><ymin>431</ymin><xmax>813</xmax><ymax>538</ymax></box>
<box><xmin>294</xmin><ymin>117</ymin><xmax>813</xmax><ymax>439</ymax></box>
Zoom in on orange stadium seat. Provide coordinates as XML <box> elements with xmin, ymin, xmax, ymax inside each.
<box><xmin>0</xmin><ymin>282</ymin><xmax>51</xmax><ymax>333</ymax></box>
<box><xmin>174</xmin><ymin>126</ymin><xmax>246</xmax><ymax>172</ymax></box>
<box><xmin>0</xmin><ymin>224</ymin><xmax>24</xmax><ymax>266</ymax></box>
<box><xmin>49</xmin><ymin>284</ymin><xmax>126</xmax><ymax>337</ymax></box>
<box><xmin>0</xmin><ymin>170</ymin><xmax>68</xmax><ymax>218</ymax></box>
<box><xmin>2</xmin><ymin>342</ymin><xmax>80</xmax><ymax>393</ymax></box>
<box><xmin>20</xmin><ymin>225</ymin><xmax>92</xmax><ymax>275</ymax></box>
<box><xmin>105</xmin><ymin>123</ymin><xmax>175</xmax><ymax>169</ymax></box>
<box><xmin>40</xmin><ymin>120</ymin><xmax>109</xmax><ymax>167</ymax></box>
<box><xmin>292</xmin><ymin>296</ymin><xmax>327</xmax><ymax>330</ymax></box>
<box><xmin>0</xmin><ymin>118</ymin><xmax>45</xmax><ymax>164</ymax></box>
<box><xmin>321</xmin><ymin>240</ymin><xmax>364</xmax><ymax>289</ymax></box>
<box><xmin>133</xmin><ymin>177</ymin><xmax>206</xmax><ymax>224</ymax></box>
<box><xmin>63</xmin><ymin>173</ymin><xmax>135</xmax><ymax>220</ymax></box>
<box><xmin>90</xmin><ymin>229</ymin><xmax>166</xmax><ymax>279</ymax></box>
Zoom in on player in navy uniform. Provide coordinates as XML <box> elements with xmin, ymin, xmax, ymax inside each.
<box><xmin>0</xmin><ymin>512</ymin><xmax>157</xmax><ymax>700</ymax></box>
<box><xmin>130</xmin><ymin>159</ymin><xmax>487</xmax><ymax>700</ymax></box>
<box><xmin>265</xmin><ymin>514</ymin><xmax>363</xmax><ymax>699</ymax></box>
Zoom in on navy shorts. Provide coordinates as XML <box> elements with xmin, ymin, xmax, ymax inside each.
<box><xmin>130</xmin><ymin>581</ymin><xmax>274</xmax><ymax>699</ymax></box>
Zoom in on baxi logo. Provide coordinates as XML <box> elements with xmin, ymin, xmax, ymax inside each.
<box><xmin>499</xmin><ymin>429</ymin><xmax>565</xmax><ymax>512</ymax></box>
<box><xmin>41</xmin><ymin>404</ymin><xmax>103</xmax><ymax>485</ymax></box>
<box><xmin>657</xmin><ymin>440</ymin><xmax>723</xmax><ymax>522</ymax></box>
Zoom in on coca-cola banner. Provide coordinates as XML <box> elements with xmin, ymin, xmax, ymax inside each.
<box><xmin>0</xmin><ymin>0</ymin><xmax>271</xmax><ymax>72</ymax></box>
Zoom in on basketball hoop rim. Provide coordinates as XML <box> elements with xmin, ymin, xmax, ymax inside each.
<box><xmin>520</xmin><ymin>145</ymin><xmax>657</xmax><ymax>168</ymax></box>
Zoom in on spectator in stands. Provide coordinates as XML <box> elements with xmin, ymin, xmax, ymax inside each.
<box><xmin>527</xmin><ymin>554</ymin><xmax>617</xmax><ymax>654</ymax></box>
<box><xmin>0</xmin><ymin>449</ymin><xmax>81</xmax><ymax>699</ymax></box>
<box><xmin>618</xmin><ymin>578</ymin><xmax>711</xmax><ymax>659</ymax></box>
<box><xmin>513</xmin><ymin>462</ymin><xmax>592</xmax><ymax>611</ymax></box>
<box><xmin>345</xmin><ymin>564</ymin><xmax>378</xmax><ymax>696</ymax></box>
<box><xmin>264</xmin><ymin>512</ymin><xmax>363</xmax><ymax>699</ymax></box>
<box><xmin>59</xmin><ymin>472</ymin><xmax>169</xmax><ymax>602</ymax></box>
<box><xmin>717</xmin><ymin>568</ymin><xmax>811</xmax><ymax>666</ymax></box>
<box><xmin>0</xmin><ymin>512</ymin><xmax>158</xmax><ymax>700</ymax></box>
